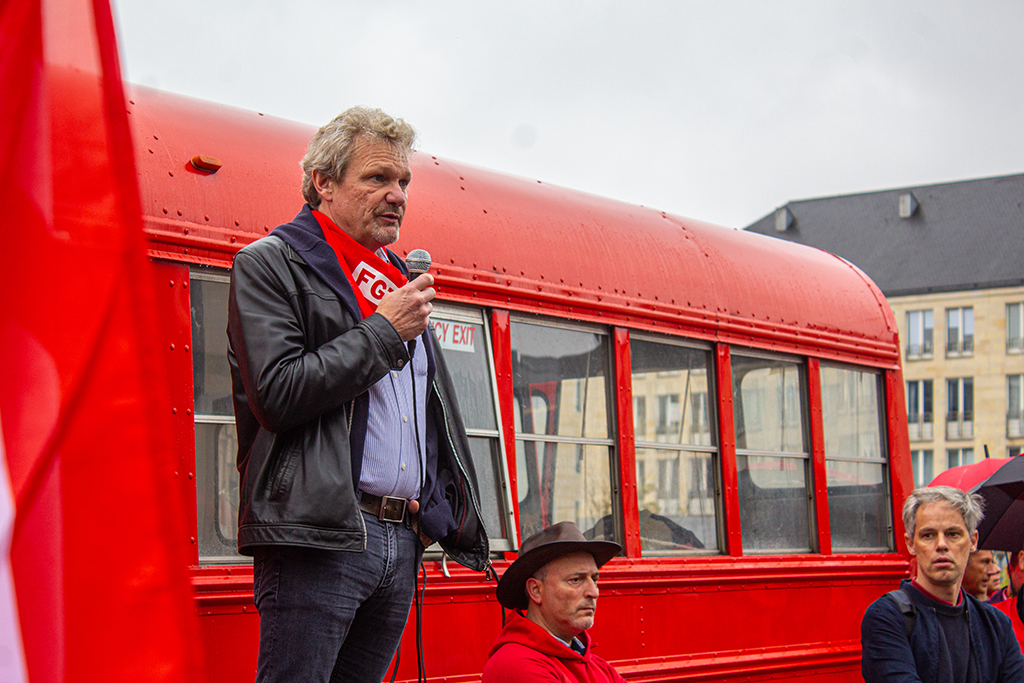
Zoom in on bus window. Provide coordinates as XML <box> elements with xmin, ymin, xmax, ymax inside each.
<box><xmin>510</xmin><ymin>319</ymin><xmax>617</xmax><ymax>544</ymax></box>
<box><xmin>190</xmin><ymin>268</ymin><xmax>245</xmax><ymax>564</ymax></box>
<box><xmin>732</xmin><ymin>353</ymin><xmax>812</xmax><ymax>552</ymax></box>
<box><xmin>821</xmin><ymin>365</ymin><xmax>891</xmax><ymax>551</ymax></box>
<box><xmin>431</xmin><ymin>305</ymin><xmax>511</xmax><ymax>548</ymax></box>
<box><xmin>630</xmin><ymin>337</ymin><xmax>719</xmax><ymax>554</ymax></box>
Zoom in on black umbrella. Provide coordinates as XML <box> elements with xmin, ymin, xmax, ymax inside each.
<box><xmin>971</xmin><ymin>455</ymin><xmax>1024</xmax><ymax>553</ymax></box>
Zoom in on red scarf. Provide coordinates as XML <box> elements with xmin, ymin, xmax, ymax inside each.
<box><xmin>313</xmin><ymin>210</ymin><xmax>407</xmax><ymax>319</ymax></box>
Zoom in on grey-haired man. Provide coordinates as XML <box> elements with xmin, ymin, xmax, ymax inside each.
<box><xmin>228</xmin><ymin>107</ymin><xmax>488</xmax><ymax>683</ymax></box>
<box><xmin>860</xmin><ymin>486</ymin><xmax>1024</xmax><ymax>682</ymax></box>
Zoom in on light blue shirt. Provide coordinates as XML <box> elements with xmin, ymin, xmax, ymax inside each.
<box><xmin>358</xmin><ymin>268</ymin><xmax>429</xmax><ymax>500</ymax></box>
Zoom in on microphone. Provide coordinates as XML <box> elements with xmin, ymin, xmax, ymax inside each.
<box><xmin>406</xmin><ymin>249</ymin><xmax>432</xmax><ymax>359</ymax></box>
<box><xmin>406</xmin><ymin>249</ymin><xmax>431</xmax><ymax>280</ymax></box>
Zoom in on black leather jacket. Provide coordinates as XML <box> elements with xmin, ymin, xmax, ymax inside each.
<box><xmin>227</xmin><ymin>206</ymin><xmax>488</xmax><ymax>571</ymax></box>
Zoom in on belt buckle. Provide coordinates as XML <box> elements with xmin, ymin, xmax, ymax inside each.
<box><xmin>379</xmin><ymin>495</ymin><xmax>407</xmax><ymax>523</ymax></box>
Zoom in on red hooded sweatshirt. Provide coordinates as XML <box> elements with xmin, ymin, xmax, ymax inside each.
<box><xmin>482</xmin><ymin>611</ymin><xmax>626</xmax><ymax>683</ymax></box>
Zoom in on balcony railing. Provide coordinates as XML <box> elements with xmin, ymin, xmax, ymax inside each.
<box><xmin>946</xmin><ymin>338</ymin><xmax>975</xmax><ymax>356</ymax></box>
<box><xmin>907</xmin><ymin>341</ymin><xmax>933</xmax><ymax>359</ymax></box>
<box><xmin>908</xmin><ymin>413</ymin><xmax>933</xmax><ymax>441</ymax></box>
<box><xmin>946</xmin><ymin>411</ymin><xmax>975</xmax><ymax>440</ymax></box>
<box><xmin>1009</xmin><ymin>411</ymin><xmax>1024</xmax><ymax>439</ymax></box>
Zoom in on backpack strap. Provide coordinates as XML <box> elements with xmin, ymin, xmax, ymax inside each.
<box><xmin>887</xmin><ymin>588</ymin><xmax>916</xmax><ymax>637</ymax></box>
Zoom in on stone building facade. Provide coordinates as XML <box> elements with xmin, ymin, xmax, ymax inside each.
<box><xmin>746</xmin><ymin>173</ymin><xmax>1024</xmax><ymax>486</ymax></box>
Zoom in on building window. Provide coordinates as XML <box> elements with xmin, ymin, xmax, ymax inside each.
<box><xmin>906</xmin><ymin>379</ymin><xmax>933</xmax><ymax>441</ymax></box>
<box><xmin>906</xmin><ymin>310</ymin><xmax>934</xmax><ymax>359</ymax></box>
<box><xmin>821</xmin><ymin>365</ymin><xmax>891</xmax><ymax>552</ymax></box>
<box><xmin>631</xmin><ymin>337</ymin><xmax>719</xmax><ymax>554</ymax></box>
<box><xmin>657</xmin><ymin>458</ymin><xmax>681</xmax><ymax>499</ymax></box>
<box><xmin>945</xmin><ymin>307</ymin><xmax>974</xmax><ymax>356</ymax></box>
<box><xmin>1010</xmin><ymin>446</ymin><xmax>1024</xmax><ymax>457</ymax></box>
<box><xmin>656</xmin><ymin>394</ymin><xmax>681</xmax><ymax>437</ymax></box>
<box><xmin>732</xmin><ymin>353</ymin><xmax>811</xmax><ymax>553</ymax></box>
<box><xmin>946</xmin><ymin>377</ymin><xmax>974</xmax><ymax>440</ymax></box>
<box><xmin>1009</xmin><ymin>303</ymin><xmax>1024</xmax><ymax>353</ymax></box>
<box><xmin>912</xmin><ymin>450</ymin><xmax>934</xmax><ymax>488</ymax></box>
<box><xmin>1009</xmin><ymin>374</ymin><xmax>1024</xmax><ymax>439</ymax></box>
<box><xmin>633</xmin><ymin>396</ymin><xmax>647</xmax><ymax>438</ymax></box>
<box><xmin>947</xmin><ymin>448</ymin><xmax>974</xmax><ymax>469</ymax></box>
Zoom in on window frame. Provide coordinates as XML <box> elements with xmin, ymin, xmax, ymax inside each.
<box><xmin>508</xmin><ymin>314</ymin><xmax>620</xmax><ymax>546</ymax></box>
<box><xmin>946</xmin><ymin>447</ymin><xmax>975</xmax><ymax>469</ymax></box>
<box><xmin>911</xmin><ymin>449</ymin><xmax>934</xmax><ymax>488</ymax></box>
<box><xmin>906</xmin><ymin>309</ymin><xmax>934</xmax><ymax>360</ymax></box>
<box><xmin>906</xmin><ymin>379</ymin><xmax>934</xmax><ymax>442</ymax></box>
<box><xmin>819</xmin><ymin>362</ymin><xmax>892</xmax><ymax>553</ymax></box>
<box><xmin>731</xmin><ymin>349</ymin><xmax>814</xmax><ymax>554</ymax></box>
<box><xmin>630</xmin><ymin>332</ymin><xmax>722</xmax><ymax>556</ymax></box>
<box><xmin>189</xmin><ymin>267</ymin><xmax>247</xmax><ymax>565</ymax></box>
<box><xmin>1008</xmin><ymin>302</ymin><xmax>1023</xmax><ymax>354</ymax></box>
<box><xmin>432</xmin><ymin>303</ymin><xmax>516</xmax><ymax>552</ymax></box>
<box><xmin>946</xmin><ymin>376</ymin><xmax>975</xmax><ymax>441</ymax></box>
<box><xmin>945</xmin><ymin>306</ymin><xmax>974</xmax><ymax>357</ymax></box>
<box><xmin>1008</xmin><ymin>373</ymin><xmax>1024</xmax><ymax>440</ymax></box>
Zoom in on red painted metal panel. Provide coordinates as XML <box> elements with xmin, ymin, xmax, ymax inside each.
<box><xmin>614</xmin><ymin>327</ymin><xmax>641</xmax><ymax>559</ymax></box>
<box><xmin>126</xmin><ymin>90</ymin><xmax>311</xmax><ymax>266</ymax></box>
<box><xmin>124</xmin><ymin>86</ymin><xmax>900</xmax><ymax>369</ymax></box>
<box><xmin>151</xmin><ymin>261</ymin><xmax>202</xmax><ymax>564</ymax></box>
<box><xmin>198</xmin><ymin>611</ymin><xmax>259</xmax><ymax>682</ymax></box>
<box><xmin>715</xmin><ymin>344</ymin><xmax>743</xmax><ymax>557</ymax></box>
<box><xmin>808</xmin><ymin>358</ymin><xmax>833</xmax><ymax>555</ymax></box>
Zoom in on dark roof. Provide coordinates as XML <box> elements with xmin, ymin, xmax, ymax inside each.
<box><xmin>745</xmin><ymin>174</ymin><xmax>1024</xmax><ymax>297</ymax></box>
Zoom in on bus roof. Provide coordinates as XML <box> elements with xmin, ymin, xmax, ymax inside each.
<box><xmin>127</xmin><ymin>84</ymin><xmax>898</xmax><ymax>367</ymax></box>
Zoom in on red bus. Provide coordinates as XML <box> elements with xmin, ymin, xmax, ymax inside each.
<box><xmin>126</xmin><ymin>81</ymin><xmax>913</xmax><ymax>682</ymax></box>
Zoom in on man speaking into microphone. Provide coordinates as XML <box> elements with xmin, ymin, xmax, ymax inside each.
<box><xmin>227</xmin><ymin>107</ymin><xmax>488</xmax><ymax>683</ymax></box>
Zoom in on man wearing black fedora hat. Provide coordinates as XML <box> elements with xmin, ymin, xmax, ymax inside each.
<box><xmin>482</xmin><ymin>521</ymin><xmax>626</xmax><ymax>683</ymax></box>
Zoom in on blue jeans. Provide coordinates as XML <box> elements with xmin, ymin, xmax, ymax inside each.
<box><xmin>252</xmin><ymin>512</ymin><xmax>422</xmax><ymax>683</ymax></box>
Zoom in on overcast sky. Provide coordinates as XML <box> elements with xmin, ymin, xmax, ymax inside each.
<box><xmin>111</xmin><ymin>1</ymin><xmax>1024</xmax><ymax>229</ymax></box>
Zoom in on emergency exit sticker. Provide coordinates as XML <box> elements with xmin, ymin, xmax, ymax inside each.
<box><xmin>433</xmin><ymin>320</ymin><xmax>476</xmax><ymax>353</ymax></box>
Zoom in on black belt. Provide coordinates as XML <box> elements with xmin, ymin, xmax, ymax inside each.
<box><xmin>358</xmin><ymin>492</ymin><xmax>409</xmax><ymax>523</ymax></box>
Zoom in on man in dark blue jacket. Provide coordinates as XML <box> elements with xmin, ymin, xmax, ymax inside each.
<box><xmin>861</xmin><ymin>486</ymin><xmax>1024</xmax><ymax>682</ymax></box>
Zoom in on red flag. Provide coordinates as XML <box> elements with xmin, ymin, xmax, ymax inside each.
<box><xmin>0</xmin><ymin>0</ymin><xmax>206</xmax><ymax>680</ymax></box>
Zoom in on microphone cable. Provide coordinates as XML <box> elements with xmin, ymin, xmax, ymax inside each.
<box><xmin>417</xmin><ymin>562</ymin><xmax>427</xmax><ymax>683</ymax></box>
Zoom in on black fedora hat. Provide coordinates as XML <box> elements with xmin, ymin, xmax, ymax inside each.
<box><xmin>496</xmin><ymin>521</ymin><xmax>621</xmax><ymax>610</ymax></box>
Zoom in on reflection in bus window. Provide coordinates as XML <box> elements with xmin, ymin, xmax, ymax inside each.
<box><xmin>510</xmin><ymin>320</ymin><xmax>617</xmax><ymax>545</ymax></box>
<box><xmin>630</xmin><ymin>338</ymin><xmax>719</xmax><ymax>553</ymax></box>
<box><xmin>190</xmin><ymin>269</ymin><xmax>245</xmax><ymax>563</ymax></box>
<box><xmin>821</xmin><ymin>365</ymin><xmax>891</xmax><ymax>551</ymax></box>
<box><xmin>732</xmin><ymin>354</ymin><xmax>811</xmax><ymax>552</ymax></box>
<box><xmin>431</xmin><ymin>306</ymin><xmax>509</xmax><ymax>546</ymax></box>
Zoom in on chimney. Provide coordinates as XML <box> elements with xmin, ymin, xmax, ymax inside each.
<box><xmin>899</xmin><ymin>192</ymin><xmax>919</xmax><ymax>218</ymax></box>
<box><xmin>775</xmin><ymin>207</ymin><xmax>794</xmax><ymax>232</ymax></box>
